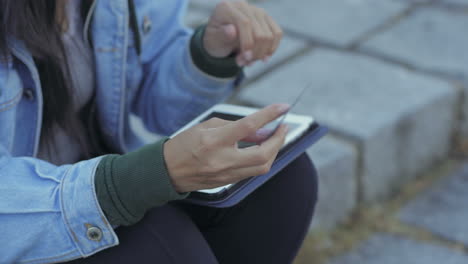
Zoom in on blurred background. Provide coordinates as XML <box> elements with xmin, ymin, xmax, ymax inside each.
<box><xmin>134</xmin><ymin>0</ymin><xmax>468</xmax><ymax>263</ymax></box>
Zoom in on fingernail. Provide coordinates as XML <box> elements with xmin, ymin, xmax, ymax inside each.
<box><xmin>276</xmin><ymin>103</ymin><xmax>290</xmax><ymax>114</ymax></box>
<box><xmin>244</xmin><ymin>50</ymin><xmax>253</xmax><ymax>61</ymax></box>
<box><xmin>237</xmin><ymin>57</ymin><xmax>246</xmax><ymax>67</ymax></box>
<box><xmin>256</xmin><ymin>128</ymin><xmax>273</xmax><ymax>138</ymax></box>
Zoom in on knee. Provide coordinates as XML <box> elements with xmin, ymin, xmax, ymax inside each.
<box><xmin>280</xmin><ymin>153</ymin><xmax>319</xmax><ymax>205</ymax></box>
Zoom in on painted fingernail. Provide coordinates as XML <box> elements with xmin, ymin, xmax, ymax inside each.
<box><xmin>256</xmin><ymin>128</ymin><xmax>273</xmax><ymax>138</ymax></box>
<box><xmin>276</xmin><ymin>103</ymin><xmax>290</xmax><ymax>114</ymax></box>
<box><xmin>244</xmin><ymin>50</ymin><xmax>253</xmax><ymax>61</ymax></box>
<box><xmin>237</xmin><ymin>57</ymin><xmax>246</xmax><ymax>67</ymax></box>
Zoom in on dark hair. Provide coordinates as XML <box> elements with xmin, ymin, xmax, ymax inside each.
<box><xmin>0</xmin><ymin>0</ymin><xmax>94</xmax><ymax>157</ymax></box>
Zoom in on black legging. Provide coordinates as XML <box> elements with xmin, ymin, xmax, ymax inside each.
<box><xmin>68</xmin><ymin>153</ymin><xmax>318</xmax><ymax>264</ymax></box>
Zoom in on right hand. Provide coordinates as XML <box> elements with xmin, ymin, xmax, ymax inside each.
<box><xmin>164</xmin><ymin>104</ymin><xmax>290</xmax><ymax>193</ymax></box>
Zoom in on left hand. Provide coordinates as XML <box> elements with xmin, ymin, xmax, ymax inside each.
<box><xmin>203</xmin><ymin>1</ymin><xmax>283</xmax><ymax>67</ymax></box>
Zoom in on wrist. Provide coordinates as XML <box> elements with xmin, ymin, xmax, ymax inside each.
<box><xmin>163</xmin><ymin>139</ymin><xmax>190</xmax><ymax>193</ymax></box>
<box><xmin>190</xmin><ymin>25</ymin><xmax>242</xmax><ymax>78</ymax></box>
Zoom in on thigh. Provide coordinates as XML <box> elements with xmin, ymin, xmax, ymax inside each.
<box><xmin>176</xmin><ymin>153</ymin><xmax>319</xmax><ymax>264</ymax></box>
<box><xmin>65</xmin><ymin>205</ymin><xmax>218</xmax><ymax>264</ymax></box>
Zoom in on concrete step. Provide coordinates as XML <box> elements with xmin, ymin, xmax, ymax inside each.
<box><xmin>307</xmin><ymin>136</ymin><xmax>358</xmax><ymax>230</ymax></box>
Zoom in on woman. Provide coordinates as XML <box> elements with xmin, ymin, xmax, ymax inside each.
<box><xmin>0</xmin><ymin>0</ymin><xmax>318</xmax><ymax>263</ymax></box>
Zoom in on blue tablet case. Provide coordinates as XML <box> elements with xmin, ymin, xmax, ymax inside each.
<box><xmin>184</xmin><ymin>123</ymin><xmax>328</xmax><ymax>208</ymax></box>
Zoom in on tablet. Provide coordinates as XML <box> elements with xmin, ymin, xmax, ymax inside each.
<box><xmin>170</xmin><ymin>104</ymin><xmax>315</xmax><ymax>195</ymax></box>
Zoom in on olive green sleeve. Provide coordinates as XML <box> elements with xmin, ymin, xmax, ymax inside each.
<box><xmin>94</xmin><ymin>138</ymin><xmax>188</xmax><ymax>226</ymax></box>
<box><xmin>190</xmin><ymin>25</ymin><xmax>242</xmax><ymax>78</ymax></box>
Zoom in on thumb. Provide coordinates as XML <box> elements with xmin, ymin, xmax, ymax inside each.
<box><xmin>221</xmin><ymin>24</ymin><xmax>237</xmax><ymax>42</ymax></box>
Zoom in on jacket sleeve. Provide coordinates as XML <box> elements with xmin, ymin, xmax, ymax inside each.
<box><xmin>130</xmin><ymin>0</ymin><xmax>240</xmax><ymax>136</ymax></box>
<box><xmin>0</xmin><ymin>144</ymin><xmax>118</xmax><ymax>264</ymax></box>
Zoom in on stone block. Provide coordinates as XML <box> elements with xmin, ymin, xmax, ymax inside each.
<box><xmin>307</xmin><ymin>135</ymin><xmax>358</xmax><ymax>230</ymax></box>
<box><xmin>443</xmin><ymin>0</ymin><xmax>468</xmax><ymax>5</ymax></box>
<box><xmin>255</xmin><ymin>0</ymin><xmax>407</xmax><ymax>46</ymax></box>
<box><xmin>399</xmin><ymin>163</ymin><xmax>468</xmax><ymax>246</ymax></box>
<box><xmin>328</xmin><ymin>233</ymin><xmax>468</xmax><ymax>264</ymax></box>
<box><xmin>238</xmin><ymin>49</ymin><xmax>457</xmax><ymax>202</ymax></box>
<box><xmin>361</xmin><ymin>8</ymin><xmax>468</xmax><ymax>136</ymax></box>
<box><xmin>361</xmin><ymin>8</ymin><xmax>468</xmax><ymax>80</ymax></box>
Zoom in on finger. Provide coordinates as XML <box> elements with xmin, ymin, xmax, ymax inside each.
<box><xmin>249</xmin><ymin>18</ymin><xmax>266</xmax><ymax>62</ymax></box>
<box><xmin>227</xmin><ymin>6</ymin><xmax>254</xmax><ymax>55</ymax></box>
<box><xmin>253</xmin><ymin>9</ymin><xmax>275</xmax><ymax>60</ymax></box>
<box><xmin>219</xmin><ymin>104</ymin><xmax>290</xmax><ymax>142</ymax></box>
<box><xmin>227</xmin><ymin>162</ymin><xmax>275</xmax><ymax>182</ymax></box>
<box><xmin>233</xmin><ymin>124</ymin><xmax>288</xmax><ymax>168</ymax></box>
<box><xmin>240</xmin><ymin>10</ymin><xmax>265</xmax><ymax>62</ymax></box>
<box><xmin>241</xmin><ymin>127</ymin><xmax>273</xmax><ymax>143</ymax></box>
<box><xmin>204</xmin><ymin>161</ymin><xmax>274</xmax><ymax>187</ymax></box>
<box><xmin>236</xmin><ymin>5</ymin><xmax>269</xmax><ymax>62</ymax></box>
<box><xmin>264</xmin><ymin>13</ymin><xmax>283</xmax><ymax>57</ymax></box>
<box><xmin>222</xmin><ymin>24</ymin><xmax>237</xmax><ymax>42</ymax></box>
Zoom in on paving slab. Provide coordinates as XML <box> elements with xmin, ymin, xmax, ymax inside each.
<box><xmin>361</xmin><ymin>8</ymin><xmax>468</xmax><ymax>136</ymax></box>
<box><xmin>255</xmin><ymin>0</ymin><xmax>407</xmax><ymax>46</ymax></box>
<box><xmin>238</xmin><ymin>49</ymin><xmax>457</xmax><ymax>202</ymax></box>
<box><xmin>443</xmin><ymin>0</ymin><xmax>468</xmax><ymax>5</ymax></box>
<box><xmin>245</xmin><ymin>36</ymin><xmax>308</xmax><ymax>80</ymax></box>
<box><xmin>361</xmin><ymin>8</ymin><xmax>468</xmax><ymax>80</ymax></box>
<box><xmin>399</xmin><ymin>163</ymin><xmax>468</xmax><ymax>246</ymax></box>
<box><xmin>307</xmin><ymin>135</ymin><xmax>358</xmax><ymax>230</ymax></box>
<box><xmin>328</xmin><ymin>233</ymin><xmax>468</xmax><ymax>264</ymax></box>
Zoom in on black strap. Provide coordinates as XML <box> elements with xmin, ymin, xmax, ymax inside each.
<box><xmin>128</xmin><ymin>0</ymin><xmax>142</xmax><ymax>56</ymax></box>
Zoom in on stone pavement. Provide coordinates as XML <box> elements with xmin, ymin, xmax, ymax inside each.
<box><xmin>179</xmin><ymin>0</ymin><xmax>468</xmax><ymax>231</ymax></box>
<box><xmin>322</xmin><ymin>161</ymin><xmax>468</xmax><ymax>264</ymax></box>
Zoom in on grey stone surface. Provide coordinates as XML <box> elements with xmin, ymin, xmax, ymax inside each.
<box><xmin>307</xmin><ymin>135</ymin><xmax>358</xmax><ymax>230</ymax></box>
<box><xmin>255</xmin><ymin>0</ymin><xmax>407</xmax><ymax>46</ymax></box>
<box><xmin>328</xmin><ymin>233</ymin><xmax>468</xmax><ymax>264</ymax></box>
<box><xmin>361</xmin><ymin>8</ymin><xmax>468</xmax><ymax>136</ymax></box>
<box><xmin>443</xmin><ymin>0</ymin><xmax>468</xmax><ymax>5</ymax></box>
<box><xmin>245</xmin><ymin>36</ymin><xmax>308</xmax><ymax>79</ymax></box>
<box><xmin>399</xmin><ymin>163</ymin><xmax>468</xmax><ymax>245</ymax></box>
<box><xmin>361</xmin><ymin>8</ymin><xmax>468</xmax><ymax>80</ymax></box>
<box><xmin>238</xmin><ymin>49</ymin><xmax>457</xmax><ymax>202</ymax></box>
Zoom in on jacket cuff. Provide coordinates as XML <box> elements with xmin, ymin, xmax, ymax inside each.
<box><xmin>61</xmin><ymin>156</ymin><xmax>119</xmax><ymax>258</ymax></box>
<box><xmin>190</xmin><ymin>25</ymin><xmax>242</xmax><ymax>79</ymax></box>
<box><xmin>95</xmin><ymin>138</ymin><xmax>188</xmax><ymax>227</ymax></box>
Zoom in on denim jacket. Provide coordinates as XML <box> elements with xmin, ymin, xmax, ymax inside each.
<box><xmin>0</xmin><ymin>0</ymin><xmax>235</xmax><ymax>263</ymax></box>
